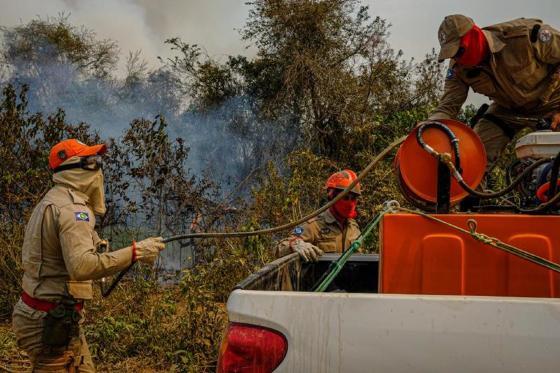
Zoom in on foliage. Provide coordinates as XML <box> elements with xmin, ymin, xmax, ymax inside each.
<box><xmin>0</xmin><ymin>1</ymin><xmax>454</xmax><ymax>371</ymax></box>
<box><xmin>0</xmin><ymin>14</ymin><xmax>118</xmax><ymax>79</ymax></box>
<box><xmin>240</xmin><ymin>0</ymin><xmax>444</xmax><ymax>160</ymax></box>
<box><xmin>0</xmin><ymin>84</ymin><xmax>101</xmax><ymax>224</ymax></box>
<box><xmin>0</xmin><ymin>223</ymin><xmax>24</xmax><ymax>320</ymax></box>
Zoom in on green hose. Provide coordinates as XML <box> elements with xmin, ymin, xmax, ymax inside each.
<box><xmin>312</xmin><ymin>202</ymin><xmax>397</xmax><ymax>292</ymax></box>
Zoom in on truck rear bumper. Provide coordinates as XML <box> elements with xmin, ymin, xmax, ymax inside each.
<box><xmin>227</xmin><ymin>290</ymin><xmax>560</xmax><ymax>372</ymax></box>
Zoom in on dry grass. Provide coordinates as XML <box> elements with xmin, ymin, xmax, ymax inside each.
<box><xmin>0</xmin><ymin>230</ymin><xmax>263</xmax><ymax>371</ymax></box>
<box><xmin>0</xmin><ymin>322</ymin><xmax>31</xmax><ymax>373</ymax></box>
<box><xmin>0</xmin><ymin>223</ymin><xmax>24</xmax><ymax>321</ymax></box>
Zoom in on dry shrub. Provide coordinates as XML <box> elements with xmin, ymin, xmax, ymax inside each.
<box><xmin>0</xmin><ymin>2</ymin><xmax>451</xmax><ymax>370</ymax></box>
<box><xmin>82</xmin><ymin>237</ymin><xmax>268</xmax><ymax>372</ymax></box>
<box><xmin>0</xmin><ymin>223</ymin><xmax>24</xmax><ymax>320</ymax></box>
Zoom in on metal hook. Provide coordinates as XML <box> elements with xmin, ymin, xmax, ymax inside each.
<box><xmin>467</xmin><ymin>218</ymin><xmax>478</xmax><ymax>234</ymax></box>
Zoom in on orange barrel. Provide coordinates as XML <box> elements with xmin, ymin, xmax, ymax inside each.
<box><xmin>395</xmin><ymin>119</ymin><xmax>487</xmax><ymax>208</ymax></box>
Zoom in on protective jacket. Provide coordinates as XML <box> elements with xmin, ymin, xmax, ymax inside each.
<box><xmin>431</xmin><ymin>18</ymin><xmax>560</xmax><ymax>120</ymax></box>
<box><xmin>22</xmin><ymin>177</ymin><xmax>132</xmax><ymax>301</ymax></box>
<box><xmin>274</xmin><ymin>210</ymin><xmax>361</xmax><ymax>258</ymax></box>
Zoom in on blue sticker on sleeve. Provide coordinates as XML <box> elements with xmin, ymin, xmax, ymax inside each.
<box><xmin>75</xmin><ymin>211</ymin><xmax>90</xmax><ymax>222</ymax></box>
<box><xmin>293</xmin><ymin>227</ymin><xmax>304</xmax><ymax>236</ymax></box>
<box><xmin>446</xmin><ymin>68</ymin><xmax>455</xmax><ymax>80</ymax></box>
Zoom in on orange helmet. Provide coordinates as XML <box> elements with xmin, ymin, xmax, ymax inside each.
<box><xmin>49</xmin><ymin>139</ymin><xmax>106</xmax><ymax>170</ymax></box>
<box><xmin>325</xmin><ymin>169</ymin><xmax>361</xmax><ymax>195</ymax></box>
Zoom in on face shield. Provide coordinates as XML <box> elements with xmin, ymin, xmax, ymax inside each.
<box><xmin>52</xmin><ymin>156</ymin><xmax>107</xmax><ymax>216</ymax></box>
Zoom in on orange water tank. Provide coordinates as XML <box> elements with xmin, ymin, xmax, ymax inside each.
<box><xmin>380</xmin><ymin>213</ymin><xmax>560</xmax><ymax>297</ymax></box>
<box><xmin>395</xmin><ymin>119</ymin><xmax>487</xmax><ymax>207</ymax></box>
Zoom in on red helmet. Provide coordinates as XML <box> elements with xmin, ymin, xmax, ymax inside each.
<box><xmin>325</xmin><ymin>169</ymin><xmax>361</xmax><ymax>195</ymax></box>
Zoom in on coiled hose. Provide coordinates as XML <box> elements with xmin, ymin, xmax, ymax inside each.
<box><xmin>415</xmin><ymin>121</ymin><xmax>560</xmax><ymax>212</ymax></box>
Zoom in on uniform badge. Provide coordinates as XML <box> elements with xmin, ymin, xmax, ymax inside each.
<box><xmin>293</xmin><ymin>227</ymin><xmax>304</xmax><ymax>236</ymax></box>
<box><xmin>446</xmin><ymin>68</ymin><xmax>455</xmax><ymax>80</ymax></box>
<box><xmin>539</xmin><ymin>29</ymin><xmax>552</xmax><ymax>44</ymax></box>
<box><xmin>75</xmin><ymin>211</ymin><xmax>90</xmax><ymax>222</ymax></box>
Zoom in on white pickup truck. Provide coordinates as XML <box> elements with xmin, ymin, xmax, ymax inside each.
<box><xmin>215</xmin><ymin>124</ymin><xmax>560</xmax><ymax>372</ymax></box>
<box><xmin>216</xmin><ymin>213</ymin><xmax>560</xmax><ymax>373</ymax></box>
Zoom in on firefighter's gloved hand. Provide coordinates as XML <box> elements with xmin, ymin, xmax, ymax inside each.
<box><xmin>133</xmin><ymin>236</ymin><xmax>165</xmax><ymax>265</ymax></box>
<box><xmin>293</xmin><ymin>240</ymin><xmax>324</xmax><ymax>262</ymax></box>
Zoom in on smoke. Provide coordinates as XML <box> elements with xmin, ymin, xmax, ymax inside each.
<box><xmin>0</xmin><ymin>0</ymin><xmax>254</xmax><ymax>75</ymax></box>
<box><xmin>0</xmin><ymin>0</ymin><xmax>273</xmax><ymax>182</ymax></box>
<box><xmin>0</xmin><ymin>4</ymin><xmax>298</xmax><ymax>272</ymax></box>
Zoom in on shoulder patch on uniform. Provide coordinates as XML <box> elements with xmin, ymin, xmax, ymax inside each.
<box><xmin>74</xmin><ymin>211</ymin><xmax>90</xmax><ymax>222</ymax></box>
<box><xmin>293</xmin><ymin>226</ymin><xmax>304</xmax><ymax>236</ymax></box>
<box><xmin>539</xmin><ymin>29</ymin><xmax>552</xmax><ymax>44</ymax></box>
<box><xmin>446</xmin><ymin>68</ymin><xmax>455</xmax><ymax>80</ymax></box>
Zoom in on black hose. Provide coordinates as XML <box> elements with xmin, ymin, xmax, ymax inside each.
<box><xmin>416</xmin><ymin>121</ymin><xmax>462</xmax><ymax>174</ymax></box>
<box><xmin>101</xmin><ymin>263</ymin><xmax>133</xmax><ymax>297</ymax></box>
<box><xmin>456</xmin><ymin>158</ymin><xmax>551</xmax><ymax>199</ymax></box>
<box><xmin>519</xmin><ymin>186</ymin><xmax>560</xmax><ymax>213</ymax></box>
<box><xmin>415</xmin><ymin>122</ymin><xmax>552</xmax><ymax>200</ymax></box>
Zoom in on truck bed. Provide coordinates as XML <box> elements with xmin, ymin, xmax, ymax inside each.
<box><xmin>235</xmin><ymin>253</ymin><xmax>379</xmax><ymax>293</ymax></box>
<box><xmin>224</xmin><ymin>253</ymin><xmax>560</xmax><ymax>373</ymax></box>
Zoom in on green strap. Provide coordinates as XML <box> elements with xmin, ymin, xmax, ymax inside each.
<box><xmin>313</xmin><ymin>202</ymin><xmax>398</xmax><ymax>292</ymax></box>
<box><xmin>314</xmin><ymin>201</ymin><xmax>560</xmax><ymax>294</ymax></box>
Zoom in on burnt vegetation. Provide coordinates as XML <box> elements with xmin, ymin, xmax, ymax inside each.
<box><xmin>0</xmin><ymin>1</ymin><xmax>451</xmax><ymax>371</ymax></box>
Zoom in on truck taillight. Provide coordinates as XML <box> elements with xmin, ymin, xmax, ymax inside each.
<box><xmin>217</xmin><ymin>322</ymin><xmax>288</xmax><ymax>373</ymax></box>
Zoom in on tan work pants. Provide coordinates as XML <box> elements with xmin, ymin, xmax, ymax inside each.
<box><xmin>12</xmin><ymin>299</ymin><xmax>95</xmax><ymax>372</ymax></box>
<box><xmin>473</xmin><ymin>103</ymin><xmax>559</xmax><ymax>170</ymax></box>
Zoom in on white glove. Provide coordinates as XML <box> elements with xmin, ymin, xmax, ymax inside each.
<box><xmin>292</xmin><ymin>240</ymin><xmax>324</xmax><ymax>262</ymax></box>
<box><xmin>134</xmin><ymin>236</ymin><xmax>165</xmax><ymax>265</ymax></box>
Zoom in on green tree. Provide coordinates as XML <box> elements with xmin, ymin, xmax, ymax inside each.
<box><xmin>0</xmin><ymin>85</ymin><xmax>100</xmax><ymax>224</ymax></box>
<box><xmin>241</xmin><ymin>0</ymin><xmax>443</xmax><ymax>160</ymax></box>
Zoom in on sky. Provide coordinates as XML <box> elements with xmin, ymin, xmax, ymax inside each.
<box><xmin>1</xmin><ymin>0</ymin><xmax>559</xmax><ymax>99</ymax></box>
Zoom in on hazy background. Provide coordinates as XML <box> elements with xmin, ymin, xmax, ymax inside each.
<box><xmin>2</xmin><ymin>0</ymin><xmax>559</xmax><ymax>70</ymax></box>
<box><xmin>2</xmin><ymin>0</ymin><xmax>559</xmax><ymax>106</ymax></box>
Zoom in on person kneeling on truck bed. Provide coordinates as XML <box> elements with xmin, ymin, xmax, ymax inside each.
<box><xmin>12</xmin><ymin>139</ymin><xmax>165</xmax><ymax>372</ymax></box>
<box><xmin>429</xmin><ymin>15</ymin><xmax>560</xmax><ymax>171</ymax></box>
<box><xmin>274</xmin><ymin>170</ymin><xmax>361</xmax><ymax>262</ymax></box>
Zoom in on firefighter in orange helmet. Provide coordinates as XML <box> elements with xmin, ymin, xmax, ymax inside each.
<box><xmin>12</xmin><ymin>139</ymin><xmax>165</xmax><ymax>372</ymax></box>
<box><xmin>274</xmin><ymin>170</ymin><xmax>362</xmax><ymax>262</ymax></box>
